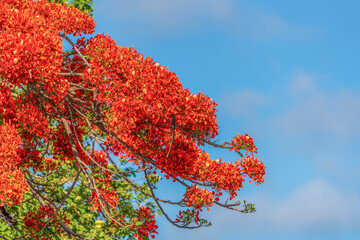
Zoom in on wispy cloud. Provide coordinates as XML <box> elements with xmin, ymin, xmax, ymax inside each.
<box><xmin>289</xmin><ymin>70</ymin><xmax>319</xmax><ymax>94</ymax></box>
<box><xmin>95</xmin><ymin>0</ymin><xmax>313</xmax><ymax>41</ymax></box>
<box><xmin>95</xmin><ymin>0</ymin><xmax>232</xmax><ymax>35</ymax></box>
<box><xmin>228</xmin><ymin>6</ymin><xmax>312</xmax><ymax>41</ymax></box>
<box><xmin>218</xmin><ymin>88</ymin><xmax>267</xmax><ymax>117</ymax></box>
<box><xmin>217</xmin><ymin>70</ymin><xmax>360</xmax><ymax>185</ymax></box>
<box><xmin>261</xmin><ymin>179</ymin><xmax>360</xmax><ymax>230</ymax></box>
<box><xmin>224</xmin><ymin>179</ymin><xmax>360</xmax><ymax>233</ymax></box>
<box><xmin>274</xmin><ymin>71</ymin><xmax>360</xmax><ymax>139</ymax></box>
<box><xmin>157</xmin><ymin>179</ymin><xmax>360</xmax><ymax>240</ymax></box>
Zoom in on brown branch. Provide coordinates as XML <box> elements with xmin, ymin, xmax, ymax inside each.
<box><xmin>58</xmin><ymin>107</ymin><xmax>131</xmax><ymax>228</ymax></box>
<box><xmin>58</xmin><ymin>33</ymin><xmax>91</xmax><ymax>69</ymax></box>
<box><xmin>142</xmin><ymin>161</ymin><xmax>201</xmax><ymax>229</ymax></box>
<box><xmin>58</xmin><ymin>72</ymin><xmax>83</xmax><ymax>77</ymax></box>
<box><xmin>88</xmin><ymin>124</ymin><xmax>182</xmax><ymax>206</ymax></box>
<box><xmin>0</xmin><ymin>206</ymin><xmax>19</xmax><ymax>230</ymax></box>
<box><xmin>38</xmin><ymin>170</ymin><xmax>81</xmax><ymax>233</ymax></box>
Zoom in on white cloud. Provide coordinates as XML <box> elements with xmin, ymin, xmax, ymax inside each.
<box><xmin>290</xmin><ymin>70</ymin><xmax>318</xmax><ymax>94</ymax></box>
<box><xmin>230</xmin><ymin>7</ymin><xmax>312</xmax><ymax>41</ymax></box>
<box><xmin>263</xmin><ymin>179</ymin><xmax>360</xmax><ymax>230</ymax></box>
<box><xmin>218</xmin><ymin>88</ymin><xmax>267</xmax><ymax>117</ymax></box>
<box><xmin>95</xmin><ymin>0</ymin><xmax>313</xmax><ymax>41</ymax></box>
<box><xmin>219</xmin><ymin>179</ymin><xmax>360</xmax><ymax>232</ymax></box>
<box><xmin>95</xmin><ymin>0</ymin><xmax>233</xmax><ymax>35</ymax></box>
<box><xmin>269</xmin><ymin>71</ymin><xmax>360</xmax><ymax>185</ymax></box>
<box><xmin>275</xmin><ymin>71</ymin><xmax>360</xmax><ymax>138</ymax></box>
<box><xmin>157</xmin><ymin>179</ymin><xmax>360</xmax><ymax>240</ymax></box>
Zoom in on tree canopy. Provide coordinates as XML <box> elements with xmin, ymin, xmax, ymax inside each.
<box><xmin>0</xmin><ymin>0</ymin><xmax>266</xmax><ymax>239</ymax></box>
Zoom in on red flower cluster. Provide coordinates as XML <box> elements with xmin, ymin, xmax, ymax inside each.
<box><xmin>0</xmin><ymin>122</ymin><xmax>28</xmax><ymax>206</ymax></box>
<box><xmin>133</xmin><ymin>206</ymin><xmax>158</xmax><ymax>240</ymax></box>
<box><xmin>79</xmin><ymin>34</ymin><xmax>218</xmax><ymax>156</ymax></box>
<box><xmin>23</xmin><ymin>204</ymin><xmax>70</xmax><ymax>239</ymax></box>
<box><xmin>0</xmin><ymin>85</ymin><xmax>16</xmax><ymax>120</ymax></box>
<box><xmin>0</xmin><ymin>0</ymin><xmax>95</xmax><ymax>101</ymax></box>
<box><xmin>90</xmin><ymin>186</ymin><xmax>119</xmax><ymax>212</ymax></box>
<box><xmin>230</xmin><ymin>133</ymin><xmax>258</xmax><ymax>154</ymax></box>
<box><xmin>238</xmin><ymin>156</ymin><xmax>266</xmax><ymax>185</ymax></box>
<box><xmin>88</xmin><ymin>150</ymin><xmax>120</xmax><ymax>212</ymax></box>
<box><xmin>184</xmin><ymin>185</ymin><xmax>214</xmax><ymax>210</ymax></box>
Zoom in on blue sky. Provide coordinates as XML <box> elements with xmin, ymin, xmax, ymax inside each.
<box><xmin>91</xmin><ymin>1</ymin><xmax>360</xmax><ymax>239</ymax></box>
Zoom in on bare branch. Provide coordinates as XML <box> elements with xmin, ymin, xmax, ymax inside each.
<box><xmin>58</xmin><ymin>33</ymin><xmax>91</xmax><ymax>69</ymax></box>
<box><xmin>58</xmin><ymin>72</ymin><xmax>83</xmax><ymax>77</ymax></box>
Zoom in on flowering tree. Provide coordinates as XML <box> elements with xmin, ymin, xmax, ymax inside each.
<box><xmin>0</xmin><ymin>0</ymin><xmax>266</xmax><ymax>239</ymax></box>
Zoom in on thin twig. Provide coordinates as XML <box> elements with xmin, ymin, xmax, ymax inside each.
<box><xmin>58</xmin><ymin>33</ymin><xmax>91</xmax><ymax>69</ymax></box>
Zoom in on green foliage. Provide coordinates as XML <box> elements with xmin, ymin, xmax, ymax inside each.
<box><xmin>0</xmin><ymin>157</ymin><xmax>157</xmax><ymax>239</ymax></box>
<box><xmin>47</xmin><ymin>0</ymin><xmax>94</xmax><ymax>16</ymax></box>
<box><xmin>69</xmin><ymin>0</ymin><xmax>94</xmax><ymax>16</ymax></box>
<box><xmin>242</xmin><ymin>200</ymin><xmax>256</xmax><ymax>213</ymax></box>
<box><xmin>176</xmin><ymin>210</ymin><xmax>212</xmax><ymax>228</ymax></box>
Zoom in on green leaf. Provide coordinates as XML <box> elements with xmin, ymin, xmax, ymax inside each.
<box><xmin>135</xmin><ymin>221</ymin><xmax>143</xmax><ymax>226</ymax></box>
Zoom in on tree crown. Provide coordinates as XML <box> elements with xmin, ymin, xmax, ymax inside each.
<box><xmin>0</xmin><ymin>0</ymin><xmax>266</xmax><ymax>239</ymax></box>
